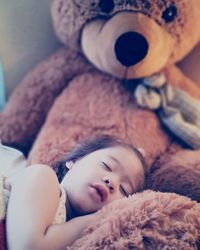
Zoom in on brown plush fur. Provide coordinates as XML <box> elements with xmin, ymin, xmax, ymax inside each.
<box><xmin>28</xmin><ymin>71</ymin><xmax>170</xmax><ymax>168</ymax></box>
<box><xmin>147</xmin><ymin>148</ymin><xmax>200</xmax><ymax>202</ymax></box>
<box><xmin>1</xmin><ymin>1</ymin><xmax>200</xmax><ymax>248</ymax></box>
<box><xmin>0</xmin><ymin>49</ymin><xmax>92</xmax><ymax>152</ymax></box>
<box><xmin>70</xmin><ymin>191</ymin><xmax>200</xmax><ymax>249</ymax></box>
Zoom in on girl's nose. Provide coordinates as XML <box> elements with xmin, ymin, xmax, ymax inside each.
<box><xmin>103</xmin><ymin>176</ymin><xmax>117</xmax><ymax>193</ymax></box>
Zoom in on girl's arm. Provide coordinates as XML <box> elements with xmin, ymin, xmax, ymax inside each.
<box><xmin>38</xmin><ymin>213</ymin><xmax>96</xmax><ymax>249</ymax></box>
<box><xmin>6</xmin><ymin>165</ymin><xmax>95</xmax><ymax>250</ymax></box>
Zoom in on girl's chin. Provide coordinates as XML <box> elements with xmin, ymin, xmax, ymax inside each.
<box><xmin>66</xmin><ymin>193</ymin><xmax>100</xmax><ymax>218</ymax></box>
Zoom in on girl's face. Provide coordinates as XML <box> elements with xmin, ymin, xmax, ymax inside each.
<box><xmin>61</xmin><ymin>146</ymin><xmax>144</xmax><ymax>216</ymax></box>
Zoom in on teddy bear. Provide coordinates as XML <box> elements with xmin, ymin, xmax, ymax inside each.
<box><xmin>1</xmin><ymin>0</ymin><xmax>200</xmax><ymax>247</ymax></box>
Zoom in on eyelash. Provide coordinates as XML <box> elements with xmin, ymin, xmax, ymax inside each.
<box><xmin>101</xmin><ymin>162</ymin><xmax>128</xmax><ymax>197</ymax></box>
<box><xmin>102</xmin><ymin>161</ymin><xmax>112</xmax><ymax>171</ymax></box>
<box><xmin>120</xmin><ymin>185</ymin><xmax>128</xmax><ymax>197</ymax></box>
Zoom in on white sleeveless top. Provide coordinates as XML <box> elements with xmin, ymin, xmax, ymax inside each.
<box><xmin>52</xmin><ymin>187</ymin><xmax>67</xmax><ymax>224</ymax></box>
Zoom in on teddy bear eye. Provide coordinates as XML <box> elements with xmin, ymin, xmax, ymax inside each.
<box><xmin>99</xmin><ymin>0</ymin><xmax>114</xmax><ymax>13</ymax></box>
<box><xmin>162</xmin><ymin>5</ymin><xmax>177</xmax><ymax>23</ymax></box>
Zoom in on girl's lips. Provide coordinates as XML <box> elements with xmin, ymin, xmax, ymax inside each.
<box><xmin>89</xmin><ymin>183</ymin><xmax>109</xmax><ymax>203</ymax></box>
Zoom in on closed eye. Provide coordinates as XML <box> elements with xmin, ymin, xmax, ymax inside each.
<box><xmin>101</xmin><ymin>161</ymin><xmax>112</xmax><ymax>171</ymax></box>
<box><xmin>102</xmin><ymin>162</ymin><xmax>129</xmax><ymax>197</ymax></box>
<box><xmin>120</xmin><ymin>185</ymin><xmax>128</xmax><ymax>197</ymax></box>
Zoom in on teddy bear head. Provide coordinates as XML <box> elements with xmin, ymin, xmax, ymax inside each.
<box><xmin>52</xmin><ymin>0</ymin><xmax>200</xmax><ymax>79</ymax></box>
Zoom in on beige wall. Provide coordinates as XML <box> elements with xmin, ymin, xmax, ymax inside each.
<box><xmin>0</xmin><ymin>0</ymin><xmax>60</xmax><ymax>99</ymax></box>
<box><xmin>0</xmin><ymin>0</ymin><xmax>199</xmax><ymax>100</ymax></box>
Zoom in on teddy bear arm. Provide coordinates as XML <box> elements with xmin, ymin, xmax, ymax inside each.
<box><xmin>0</xmin><ymin>48</ymin><xmax>92</xmax><ymax>154</ymax></box>
<box><xmin>147</xmin><ymin>148</ymin><xmax>200</xmax><ymax>202</ymax></box>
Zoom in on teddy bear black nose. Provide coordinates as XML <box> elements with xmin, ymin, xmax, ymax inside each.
<box><xmin>114</xmin><ymin>32</ymin><xmax>149</xmax><ymax>67</ymax></box>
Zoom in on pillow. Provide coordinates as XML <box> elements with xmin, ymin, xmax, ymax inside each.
<box><xmin>0</xmin><ymin>143</ymin><xmax>27</xmax><ymax>177</ymax></box>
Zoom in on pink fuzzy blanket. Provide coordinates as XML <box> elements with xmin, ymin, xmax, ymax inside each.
<box><xmin>70</xmin><ymin>190</ymin><xmax>200</xmax><ymax>250</ymax></box>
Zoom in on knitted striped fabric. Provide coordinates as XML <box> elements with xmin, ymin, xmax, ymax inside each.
<box><xmin>134</xmin><ymin>73</ymin><xmax>200</xmax><ymax>149</ymax></box>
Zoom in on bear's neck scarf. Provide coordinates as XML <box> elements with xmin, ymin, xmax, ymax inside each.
<box><xmin>134</xmin><ymin>73</ymin><xmax>200</xmax><ymax>149</ymax></box>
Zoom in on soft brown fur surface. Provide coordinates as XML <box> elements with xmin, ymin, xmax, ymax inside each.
<box><xmin>28</xmin><ymin>71</ymin><xmax>170</xmax><ymax>168</ymax></box>
<box><xmin>70</xmin><ymin>191</ymin><xmax>200</xmax><ymax>250</ymax></box>
<box><xmin>147</xmin><ymin>148</ymin><xmax>200</xmax><ymax>202</ymax></box>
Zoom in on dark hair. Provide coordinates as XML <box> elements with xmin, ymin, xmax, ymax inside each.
<box><xmin>55</xmin><ymin>135</ymin><xmax>147</xmax><ymax>190</ymax></box>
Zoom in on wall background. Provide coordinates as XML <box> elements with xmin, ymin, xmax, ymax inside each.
<box><xmin>0</xmin><ymin>0</ymin><xmax>200</xmax><ymax>100</ymax></box>
<box><xmin>0</xmin><ymin>0</ymin><xmax>60</xmax><ymax>99</ymax></box>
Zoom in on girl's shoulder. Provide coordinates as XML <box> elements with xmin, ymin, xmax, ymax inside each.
<box><xmin>11</xmin><ymin>164</ymin><xmax>59</xmax><ymax>187</ymax></box>
<box><xmin>26</xmin><ymin>164</ymin><xmax>56</xmax><ymax>175</ymax></box>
